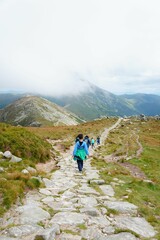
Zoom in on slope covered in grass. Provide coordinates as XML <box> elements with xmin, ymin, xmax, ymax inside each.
<box><xmin>0</xmin><ymin>123</ymin><xmax>51</xmax><ymax>216</ymax></box>
<box><xmin>91</xmin><ymin>118</ymin><xmax>160</xmax><ymax>238</ymax></box>
<box><xmin>0</xmin><ymin>123</ymin><xmax>51</xmax><ymax>162</ymax></box>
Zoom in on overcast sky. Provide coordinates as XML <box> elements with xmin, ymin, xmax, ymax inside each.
<box><xmin>0</xmin><ymin>0</ymin><xmax>160</xmax><ymax>96</ymax></box>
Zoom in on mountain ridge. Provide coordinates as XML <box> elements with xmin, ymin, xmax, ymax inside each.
<box><xmin>0</xmin><ymin>96</ymin><xmax>80</xmax><ymax>126</ymax></box>
<box><xmin>0</xmin><ymin>82</ymin><xmax>160</xmax><ymax>121</ymax></box>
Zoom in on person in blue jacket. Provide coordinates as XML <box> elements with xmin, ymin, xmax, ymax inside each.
<box><xmin>73</xmin><ymin>133</ymin><xmax>89</xmax><ymax>172</ymax></box>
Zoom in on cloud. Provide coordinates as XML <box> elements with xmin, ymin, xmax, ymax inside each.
<box><xmin>0</xmin><ymin>0</ymin><xmax>160</xmax><ymax>95</ymax></box>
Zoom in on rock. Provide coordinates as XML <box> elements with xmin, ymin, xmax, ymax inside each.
<box><xmin>114</xmin><ymin>216</ymin><xmax>156</xmax><ymax>238</ymax></box>
<box><xmin>101</xmin><ymin>232</ymin><xmax>138</xmax><ymax>240</ymax></box>
<box><xmin>50</xmin><ymin>212</ymin><xmax>85</xmax><ymax>226</ymax></box>
<box><xmin>16</xmin><ymin>205</ymin><xmax>50</xmax><ymax>224</ymax></box>
<box><xmin>35</xmin><ymin>224</ymin><xmax>60</xmax><ymax>240</ymax></box>
<box><xmin>3</xmin><ymin>151</ymin><xmax>12</xmax><ymax>159</ymax></box>
<box><xmin>27</xmin><ymin>166</ymin><xmax>37</xmax><ymax>174</ymax></box>
<box><xmin>103</xmin><ymin>201</ymin><xmax>138</xmax><ymax>214</ymax></box>
<box><xmin>39</xmin><ymin>188</ymin><xmax>52</xmax><ymax>196</ymax></box>
<box><xmin>8</xmin><ymin>224</ymin><xmax>43</xmax><ymax>238</ymax></box>
<box><xmin>99</xmin><ymin>185</ymin><xmax>115</xmax><ymax>196</ymax></box>
<box><xmin>0</xmin><ymin>167</ymin><xmax>4</xmax><ymax>172</ymax></box>
<box><xmin>10</xmin><ymin>155</ymin><xmax>22</xmax><ymax>163</ymax></box>
<box><xmin>57</xmin><ymin>233</ymin><xmax>81</xmax><ymax>240</ymax></box>
<box><xmin>81</xmin><ymin>226</ymin><xmax>104</xmax><ymax>239</ymax></box>
<box><xmin>78</xmin><ymin>196</ymin><xmax>98</xmax><ymax>207</ymax></box>
<box><xmin>90</xmin><ymin>179</ymin><xmax>105</xmax><ymax>185</ymax></box>
<box><xmin>43</xmin><ymin>178</ymin><xmax>55</xmax><ymax>188</ymax></box>
<box><xmin>21</xmin><ymin>169</ymin><xmax>29</xmax><ymax>174</ymax></box>
<box><xmin>80</xmin><ymin>207</ymin><xmax>100</xmax><ymax>217</ymax></box>
<box><xmin>88</xmin><ymin>215</ymin><xmax>110</xmax><ymax>228</ymax></box>
<box><xmin>102</xmin><ymin>225</ymin><xmax>115</xmax><ymax>234</ymax></box>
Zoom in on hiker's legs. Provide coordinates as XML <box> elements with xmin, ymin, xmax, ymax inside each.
<box><xmin>77</xmin><ymin>160</ymin><xmax>83</xmax><ymax>171</ymax></box>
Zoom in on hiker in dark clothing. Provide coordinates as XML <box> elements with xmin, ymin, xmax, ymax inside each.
<box><xmin>73</xmin><ymin>134</ymin><xmax>89</xmax><ymax>172</ymax></box>
<box><xmin>96</xmin><ymin>136</ymin><xmax>100</xmax><ymax>145</ymax></box>
<box><xmin>84</xmin><ymin>135</ymin><xmax>91</xmax><ymax>149</ymax></box>
<box><xmin>75</xmin><ymin>135</ymin><xmax>79</xmax><ymax>143</ymax></box>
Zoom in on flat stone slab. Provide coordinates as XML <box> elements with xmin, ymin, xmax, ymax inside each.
<box><xmin>80</xmin><ymin>207</ymin><xmax>100</xmax><ymax>217</ymax></box>
<box><xmin>77</xmin><ymin>185</ymin><xmax>100</xmax><ymax>196</ymax></box>
<box><xmin>88</xmin><ymin>215</ymin><xmax>110</xmax><ymax>228</ymax></box>
<box><xmin>78</xmin><ymin>196</ymin><xmax>98</xmax><ymax>207</ymax></box>
<box><xmin>7</xmin><ymin>224</ymin><xmax>43</xmax><ymax>238</ymax></box>
<box><xmin>39</xmin><ymin>188</ymin><xmax>52</xmax><ymax>195</ymax></box>
<box><xmin>99</xmin><ymin>185</ymin><xmax>115</xmax><ymax>196</ymax></box>
<box><xmin>58</xmin><ymin>233</ymin><xmax>81</xmax><ymax>240</ymax></box>
<box><xmin>114</xmin><ymin>216</ymin><xmax>156</xmax><ymax>238</ymax></box>
<box><xmin>50</xmin><ymin>212</ymin><xmax>86</xmax><ymax>226</ymax></box>
<box><xmin>16</xmin><ymin>205</ymin><xmax>50</xmax><ymax>224</ymax></box>
<box><xmin>103</xmin><ymin>201</ymin><xmax>138</xmax><ymax>214</ymax></box>
<box><xmin>101</xmin><ymin>232</ymin><xmax>138</xmax><ymax>240</ymax></box>
<box><xmin>81</xmin><ymin>226</ymin><xmax>105</xmax><ymax>240</ymax></box>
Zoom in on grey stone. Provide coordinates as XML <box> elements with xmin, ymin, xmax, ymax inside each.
<box><xmin>8</xmin><ymin>224</ymin><xmax>43</xmax><ymax>237</ymax></box>
<box><xmin>80</xmin><ymin>207</ymin><xmax>100</xmax><ymax>217</ymax></box>
<box><xmin>100</xmin><ymin>232</ymin><xmax>138</xmax><ymax>240</ymax></box>
<box><xmin>90</xmin><ymin>179</ymin><xmax>105</xmax><ymax>185</ymax></box>
<box><xmin>0</xmin><ymin>167</ymin><xmax>4</xmax><ymax>172</ymax></box>
<box><xmin>81</xmin><ymin>226</ymin><xmax>104</xmax><ymax>240</ymax></box>
<box><xmin>27</xmin><ymin>166</ymin><xmax>37</xmax><ymax>174</ymax></box>
<box><xmin>21</xmin><ymin>169</ymin><xmax>29</xmax><ymax>174</ymax></box>
<box><xmin>3</xmin><ymin>151</ymin><xmax>12</xmax><ymax>158</ymax></box>
<box><xmin>17</xmin><ymin>205</ymin><xmax>50</xmax><ymax>224</ymax></box>
<box><xmin>39</xmin><ymin>188</ymin><xmax>52</xmax><ymax>196</ymax></box>
<box><xmin>43</xmin><ymin>178</ymin><xmax>55</xmax><ymax>187</ymax></box>
<box><xmin>102</xmin><ymin>225</ymin><xmax>115</xmax><ymax>234</ymax></box>
<box><xmin>10</xmin><ymin>155</ymin><xmax>22</xmax><ymax>163</ymax></box>
<box><xmin>99</xmin><ymin>185</ymin><xmax>115</xmax><ymax>196</ymax></box>
<box><xmin>104</xmin><ymin>201</ymin><xmax>138</xmax><ymax>214</ymax></box>
<box><xmin>114</xmin><ymin>216</ymin><xmax>156</xmax><ymax>238</ymax></box>
<box><xmin>88</xmin><ymin>215</ymin><xmax>110</xmax><ymax>228</ymax></box>
<box><xmin>50</xmin><ymin>212</ymin><xmax>85</xmax><ymax>226</ymax></box>
<box><xmin>58</xmin><ymin>233</ymin><xmax>81</xmax><ymax>240</ymax></box>
<box><xmin>35</xmin><ymin>224</ymin><xmax>60</xmax><ymax>240</ymax></box>
<box><xmin>78</xmin><ymin>196</ymin><xmax>98</xmax><ymax>207</ymax></box>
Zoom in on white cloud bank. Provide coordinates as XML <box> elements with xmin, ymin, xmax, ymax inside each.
<box><xmin>0</xmin><ymin>0</ymin><xmax>160</xmax><ymax>95</ymax></box>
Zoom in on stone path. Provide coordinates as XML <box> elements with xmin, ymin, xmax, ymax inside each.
<box><xmin>0</xmin><ymin>119</ymin><xmax>157</xmax><ymax>240</ymax></box>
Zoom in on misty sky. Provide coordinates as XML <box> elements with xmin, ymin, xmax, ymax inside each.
<box><xmin>0</xmin><ymin>0</ymin><xmax>160</xmax><ymax>96</ymax></box>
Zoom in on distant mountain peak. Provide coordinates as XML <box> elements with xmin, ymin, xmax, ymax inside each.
<box><xmin>0</xmin><ymin>96</ymin><xmax>80</xmax><ymax>126</ymax></box>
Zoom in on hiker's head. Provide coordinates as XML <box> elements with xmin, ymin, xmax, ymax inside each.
<box><xmin>78</xmin><ymin>134</ymin><xmax>83</xmax><ymax>140</ymax></box>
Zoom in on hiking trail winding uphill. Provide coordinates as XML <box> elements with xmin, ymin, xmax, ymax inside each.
<box><xmin>0</xmin><ymin>119</ymin><xmax>157</xmax><ymax>240</ymax></box>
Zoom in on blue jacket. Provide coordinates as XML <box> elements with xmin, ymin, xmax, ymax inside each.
<box><xmin>73</xmin><ymin>141</ymin><xmax>89</xmax><ymax>160</ymax></box>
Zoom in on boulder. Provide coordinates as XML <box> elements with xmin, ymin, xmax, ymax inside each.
<box><xmin>3</xmin><ymin>151</ymin><xmax>12</xmax><ymax>159</ymax></box>
<box><xmin>10</xmin><ymin>155</ymin><xmax>22</xmax><ymax>163</ymax></box>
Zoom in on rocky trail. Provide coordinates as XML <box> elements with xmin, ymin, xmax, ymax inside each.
<box><xmin>0</xmin><ymin>119</ymin><xmax>157</xmax><ymax>240</ymax></box>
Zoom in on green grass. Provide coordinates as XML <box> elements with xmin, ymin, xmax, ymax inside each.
<box><xmin>91</xmin><ymin>118</ymin><xmax>160</xmax><ymax>238</ymax></box>
<box><xmin>0</xmin><ymin>123</ymin><xmax>52</xmax><ymax>216</ymax></box>
<box><xmin>0</xmin><ymin>123</ymin><xmax>51</xmax><ymax>162</ymax></box>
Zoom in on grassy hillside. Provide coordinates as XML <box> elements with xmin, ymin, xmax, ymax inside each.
<box><xmin>92</xmin><ymin>118</ymin><xmax>160</xmax><ymax>237</ymax></box>
<box><xmin>0</xmin><ymin>123</ymin><xmax>51</xmax><ymax>216</ymax></box>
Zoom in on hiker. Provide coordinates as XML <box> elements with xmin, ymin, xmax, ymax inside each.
<box><xmin>84</xmin><ymin>135</ymin><xmax>91</xmax><ymax>149</ymax></box>
<box><xmin>91</xmin><ymin>138</ymin><xmax>95</xmax><ymax>148</ymax></box>
<box><xmin>73</xmin><ymin>133</ymin><xmax>89</xmax><ymax>172</ymax></box>
<box><xmin>96</xmin><ymin>136</ymin><xmax>100</xmax><ymax>145</ymax></box>
<box><xmin>75</xmin><ymin>135</ymin><xmax>79</xmax><ymax>143</ymax></box>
